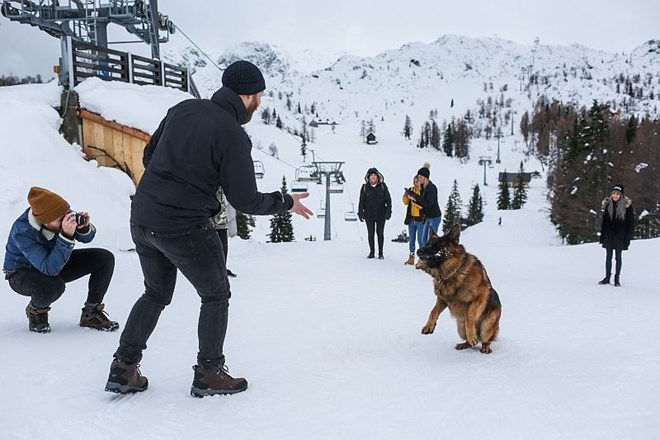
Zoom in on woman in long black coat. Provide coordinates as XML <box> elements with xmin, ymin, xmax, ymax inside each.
<box><xmin>358</xmin><ymin>168</ymin><xmax>392</xmax><ymax>259</ymax></box>
<box><xmin>598</xmin><ymin>184</ymin><xmax>635</xmax><ymax>287</ymax></box>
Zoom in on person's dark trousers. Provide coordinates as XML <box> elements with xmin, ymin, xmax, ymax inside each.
<box><xmin>7</xmin><ymin>248</ymin><xmax>115</xmax><ymax>309</ymax></box>
<box><xmin>605</xmin><ymin>247</ymin><xmax>623</xmax><ymax>277</ymax></box>
<box><xmin>365</xmin><ymin>219</ymin><xmax>386</xmax><ymax>255</ymax></box>
<box><xmin>114</xmin><ymin>222</ymin><xmax>230</xmax><ymax>368</ymax></box>
<box><xmin>216</xmin><ymin>228</ymin><xmax>228</xmax><ymax>263</ymax></box>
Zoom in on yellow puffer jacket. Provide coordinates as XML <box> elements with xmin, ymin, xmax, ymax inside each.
<box><xmin>403</xmin><ymin>186</ymin><xmax>423</xmax><ymax>222</ymax></box>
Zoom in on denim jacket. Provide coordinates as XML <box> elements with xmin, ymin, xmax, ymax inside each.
<box><xmin>3</xmin><ymin>208</ymin><xmax>96</xmax><ymax>276</ymax></box>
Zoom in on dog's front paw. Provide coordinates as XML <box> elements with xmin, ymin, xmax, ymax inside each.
<box><xmin>421</xmin><ymin>324</ymin><xmax>436</xmax><ymax>334</ymax></box>
<box><xmin>455</xmin><ymin>342</ymin><xmax>471</xmax><ymax>350</ymax></box>
<box><xmin>467</xmin><ymin>336</ymin><xmax>479</xmax><ymax>347</ymax></box>
<box><xmin>480</xmin><ymin>344</ymin><xmax>492</xmax><ymax>354</ymax></box>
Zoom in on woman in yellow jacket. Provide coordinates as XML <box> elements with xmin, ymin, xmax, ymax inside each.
<box><xmin>402</xmin><ymin>176</ymin><xmax>425</xmax><ymax>265</ymax></box>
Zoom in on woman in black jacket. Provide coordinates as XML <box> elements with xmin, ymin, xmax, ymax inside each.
<box><xmin>358</xmin><ymin>168</ymin><xmax>392</xmax><ymax>259</ymax></box>
<box><xmin>599</xmin><ymin>184</ymin><xmax>635</xmax><ymax>287</ymax></box>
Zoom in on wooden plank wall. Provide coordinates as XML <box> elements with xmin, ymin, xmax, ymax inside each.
<box><xmin>79</xmin><ymin>109</ymin><xmax>151</xmax><ymax>184</ymax></box>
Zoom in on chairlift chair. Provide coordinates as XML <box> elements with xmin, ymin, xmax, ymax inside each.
<box><xmin>344</xmin><ymin>211</ymin><xmax>358</xmax><ymax>222</ymax></box>
<box><xmin>253</xmin><ymin>161</ymin><xmax>265</xmax><ymax>179</ymax></box>
<box><xmin>329</xmin><ymin>182</ymin><xmax>344</xmax><ymax>194</ymax></box>
<box><xmin>344</xmin><ymin>203</ymin><xmax>358</xmax><ymax>222</ymax></box>
<box><xmin>317</xmin><ymin>208</ymin><xmax>326</xmax><ymax>218</ymax></box>
<box><xmin>291</xmin><ymin>180</ymin><xmax>308</xmax><ymax>193</ymax></box>
<box><xmin>295</xmin><ymin>165</ymin><xmax>318</xmax><ymax>182</ymax></box>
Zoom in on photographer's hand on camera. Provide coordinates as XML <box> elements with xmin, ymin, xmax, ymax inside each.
<box><xmin>61</xmin><ymin>212</ymin><xmax>78</xmax><ymax>239</ymax></box>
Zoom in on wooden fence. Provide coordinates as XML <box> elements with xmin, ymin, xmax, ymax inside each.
<box><xmin>71</xmin><ymin>41</ymin><xmax>199</xmax><ymax>97</ymax></box>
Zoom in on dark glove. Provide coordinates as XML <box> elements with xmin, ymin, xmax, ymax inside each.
<box><xmin>624</xmin><ymin>240</ymin><xmax>630</xmax><ymax>250</ymax></box>
<box><xmin>386</xmin><ymin>213</ymin><xmax>391</xmax><ymax>220</ymax></box>
<box><xmin>358</xmin><ymin>215</ymin><xmax>364</xmax><ymax>222</ymax></box>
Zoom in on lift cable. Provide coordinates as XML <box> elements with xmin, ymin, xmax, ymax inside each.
<box><xmin>173</xmin><ymin>24</ymin><xmax>223</xmax><ymax>72</ymax></box>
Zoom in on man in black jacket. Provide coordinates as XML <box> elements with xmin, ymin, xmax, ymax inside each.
<box><xmin>105</xmin><ymin>61</ymin><xmax>312</xmax><ymax>397</ymax></box>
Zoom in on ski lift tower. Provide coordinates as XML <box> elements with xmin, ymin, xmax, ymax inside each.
<box><xmin>1</xmin><ymin>0</ymin><xmax>176</xmax><ymax>88</ymax></box>
<box><xmin>494</xmin><ymin>127</ymin><xmax>503</xmax><ymax>163</ymax></box>
<box><xmin>478</xmin><ymin>156</ymin><xmax>493</xmax><ymax>186</ymax></box>
<box><xmin>312</xmin><ymin>161</ymin><xmax>345</xmax><ymax>241</ymax></box>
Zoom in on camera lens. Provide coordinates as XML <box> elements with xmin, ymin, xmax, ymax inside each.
<box><xmin>75</xmin><ymin>213</ymin><xmax>86</xmax><ymax>226</ymax></box>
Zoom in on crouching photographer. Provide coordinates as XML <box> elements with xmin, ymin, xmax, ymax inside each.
<box><xmin>3</xmin><ymin>186</ymin><xmax>119</xmax><ymax>333</ymax></box>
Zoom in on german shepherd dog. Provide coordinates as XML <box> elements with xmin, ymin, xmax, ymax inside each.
<box><xmin>415</xmin><ymin>224</ymin><xmax>502</xmax><ymax>354</ymax></box>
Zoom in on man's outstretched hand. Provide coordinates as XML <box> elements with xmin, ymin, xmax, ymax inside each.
<box><xmin>290</xmin><ymin>193</ymin><xmax>313</xmax><ymax>219</ymax></box>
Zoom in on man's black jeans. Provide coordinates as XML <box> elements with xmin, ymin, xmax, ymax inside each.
<box><xmin>7</xmin><ymin>248</ymin><xmax>115</xmax><ymax>308</ymax></box>
<box><xmin>114</xmin><ymin>222</ymin><xmax>230</xmax><ymax>368</ymax></box>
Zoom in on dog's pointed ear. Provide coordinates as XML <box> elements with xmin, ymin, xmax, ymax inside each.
<box><xmin>448</xmin><ymin>223</ymin><xmax>461</xmax><ymax>243</ymax></box>
<box><xmin>429</xmin><ymin>226</ymin><xmax>439</xmax><ymax>239</ymax></box>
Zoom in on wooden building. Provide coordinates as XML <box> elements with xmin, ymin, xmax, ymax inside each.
<box><xmin>79</xmin><ymin>109</ymin><xmax>150</xmax><ymax>184</ymax></box>
<box><xmin>498</xmin><ymin>172</ymin><xmax>532</xmax><ymax>188</ymax></box>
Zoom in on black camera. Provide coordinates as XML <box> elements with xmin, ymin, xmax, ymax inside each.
<box><xmin>72</xmin><ymin>212</ymin><xmax>87</xmax><ymax>226</ymax></box>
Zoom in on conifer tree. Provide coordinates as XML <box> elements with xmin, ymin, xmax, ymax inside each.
<box><xmin>511</xmin><ymin>161</ymin><xmax>528</xmax><ymax>209</ymax></box>
<box><xmin>497</xmin><ymin>171</ymin><xmax>511</xmax><ymax>210</ymax></box>
<box><xmin>442</xmin><ymin>123</ymin><xmax>454</xmax><ymax>156</ymax></box>
<box><xmin>430</xmin><ymin>120</ymin><xmax>441</xmax><ymax>150</ymax></box>
<box><xmin>260</xmin><ymin>108</ymin><xmax>271</xmax><ymax>125</ymax></box>
<box><xmin>520</xmin><ymin>111</ymin><xmax>530</xmax><ymax>147</ymax></box>
<box><xmin>403</xmin><ymin>115</ymin><xmax>413</xmax><ymax>140</ymax></box>
<box><xmin>236</xmin><ymin>212</ymin><xmax>255</xmax><ymax>239</ymax></box>
<box><xmin>276</xmin><ymin>116</ymin><xmax>283</xmax><ymax>129</ymax></box>
<box><xmin>454</xmin><ymin>118</ymin><xmax>471</xmax><ymax>160</ymax></box>
<box><xmin>442</xmin><ymin>180</ymin><xmax>463</xmax><ymax>233</ymax></box>
<box><xmin>269</xmin><ymin>176</ymin><xmax>295</xmax><ymax>243</ymax></box>
<box><xmin>466</xmin><ymin>184</ymin><xmax>484</xmax><ymax>227</ymax></box>
<box><xmin>550</xmin><ymin>101</ymin><xmax>611</xmax><ymax>243</ymax></box>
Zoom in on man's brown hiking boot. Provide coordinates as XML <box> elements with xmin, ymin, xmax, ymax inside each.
<box><xmin>80</xmin><ymin>304</ymin><xmax>119</xmax><ymax>331</ymax></box>
<box><xmin>105</xmin><ymin>359</ymin><xmax>149</xmax><ymax>394</ymax></box>
<box><xmin>190</xmin><ymin>364</ymin><xmax>248</xmax><ymax>398</ymax></box>
<box><xmin>26</xmin><ymin>304</ymin><xmax>51</xmax><ymax>333</ymax></box>
<box><xmin>404</xmin><ymin>253</ymin><xmax>415</xmax><ymax>265</ymax></box>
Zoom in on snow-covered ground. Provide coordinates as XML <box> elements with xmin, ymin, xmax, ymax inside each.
<box><xmin>1</xmin><ymin>80</ymin><xmax>659</xmax><ymax>440</ymax></box>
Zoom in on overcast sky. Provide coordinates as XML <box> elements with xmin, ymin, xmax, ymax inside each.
<box><xmin>0</xmin><ymin>0</ymin><xmax>658</xmax><ymax>79</ymax></box>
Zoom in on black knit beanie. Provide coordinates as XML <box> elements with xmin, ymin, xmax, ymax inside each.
<box><xmin>417</xmin><ymin>167</ymin><xmax>430</xmax><ymax>179</ymax></box>
<box><xmin>612</xmin><ymin>184</ymin><xmax>624</xmax><ymax>194</ymax></box>
<box><xmin>221</xmin><ymin>60</ymin><xmax>266</xmax><ymax>95</ymax></box>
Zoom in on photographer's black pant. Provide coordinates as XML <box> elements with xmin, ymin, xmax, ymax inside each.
<box><xmin>114</xmin><ymin>222</ymin><xmax>230</xmax><ymax>368</ymax></box>
<box><xmin>7</xmin><ymin>248</ymin><xmax>115</xmax><ymax>308</ymax></box>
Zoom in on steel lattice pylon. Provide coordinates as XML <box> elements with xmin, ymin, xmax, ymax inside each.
<box><xmin>1</xmin><ymin>0</ymin><xmax>174</xmax><ymax>59</ymax></box>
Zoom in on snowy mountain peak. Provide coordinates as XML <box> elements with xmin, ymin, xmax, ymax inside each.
<box><xmin>630</xmin><ymin>39</ymin><xmax>660</xmax><ymax>68</ymax></box>
<box><xmin>216</xmin><ymin>41</ymin><xmax>293</xmax><ymax>77</ymax></box>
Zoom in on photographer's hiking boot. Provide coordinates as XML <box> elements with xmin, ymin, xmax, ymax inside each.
<box><xmin>404</xmin><ymin>253</ymin><xmax>415</xmax><ymax>265</ymax></box>
<box><xmin>26</xmin><ymin>304</ymin><xmax>51</xmax><ymax>333</ymax></box>
<box><xmin>598</xmin><ymin>276</ymin><xmax>611</xmax><ymax>285</ymax></box>
<box><xmin>105</xmin><ymin>359</ymin><xmax>149</xmax><ymax>394</ymax></box>
<box><xmin>80</xmin><ymin>304</ymin><xmax>119</xmax><ymax>331</ymax></box>
<box><xmin>190</xmin><ymin>364</ymin><xmax>248</xmax><ymax>398</ymax></box>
